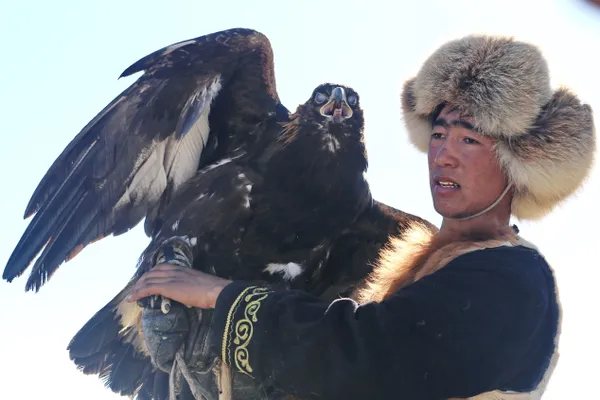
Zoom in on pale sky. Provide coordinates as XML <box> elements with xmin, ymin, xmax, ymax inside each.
<box><xmin>0</xmin><ymin>0</ymin><xmax>598</xmax><ymax>399</ymax></box>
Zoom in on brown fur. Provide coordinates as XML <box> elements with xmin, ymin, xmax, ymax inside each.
<box><xmin>404</xmin><ymin>35</ymin><xmax>552</xmax><ymax>140</ymax></box>
<box><xmin>400</xmin><ymin>34</ymin><xmax>596</xmax><ymax>221</ymax></box>
<box><xmin>354</xmin><ymin>223</ymin><xmax>519</xmax><ymax>304</ymax></box>
<box><xmin>497</xmin><ymin>87</ymin><xmax>596</xmax><ymax>220</ymax></box>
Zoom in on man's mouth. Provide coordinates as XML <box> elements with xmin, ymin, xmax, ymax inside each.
<box><xmin>320</xmin><ymin>87</ymin><xmax>353</xmax><ymax>122</ymax></box>
<box><xmin>433</xmin><ymin>178</ymin><xmax>461</xmax><ymax>194</ymax></box>
<box><xmin>436</xmin><ymin>180</ymin><xmax>460</xmax><ymax>189</ymax></box>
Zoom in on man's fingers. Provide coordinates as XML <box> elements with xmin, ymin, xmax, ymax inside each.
<box><xmin>126</xmin><ymin>285</ymin><xmax>160</xmax><ymax>302</ymax></box>
<box><xmin>137</xmin><ymin>276</ymin><xmax>185</xmax><ymax>287</ymax></box>
<box><xmin>152</xmin><ymin>263</ymin><xmax>186</xmax><ymax>272</ymax></box>
<box><xmin>142</xmin><ymin>264</ymin><xmax>188</xmax><ymax>278</ymax></box>
<box><xmin>127</xmin><ymin>264</ymin><xmax>195</xmax><ymax>303</ymax></box>
<box><xmin>125</xmin><ymin>264</ymin><xmax>217</xmax><ymax>307</ymax></box>
<box><xmin>135</xmin><ymin>266</ymin><xmax>189</xmax><ymax>286</ymax></box>
<box><xmin>127</xmin><ymin>278</ymin><xmax>182</xmax><ymax>302</ymax></box>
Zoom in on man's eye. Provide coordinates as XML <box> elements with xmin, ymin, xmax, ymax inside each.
<box><xmin>464</xmin><ymin>137</ymin><xmax>480</xmax><ymax>144</ymax></box>
<box><xmin>431</xmin><ymin>132</ymin><xmax>444</xmax><ymax>140</ymax></box>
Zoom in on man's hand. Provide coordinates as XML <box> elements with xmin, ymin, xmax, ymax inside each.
<box><xmin>126</xmin><ymin>264</ymin><xmax>233</xmax><ymax>309</ymax></box>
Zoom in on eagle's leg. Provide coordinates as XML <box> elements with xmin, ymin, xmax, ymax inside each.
<box><xmin>138</xmin><ymin>236</ymin><xmax>195</xmax><ymax>314</ymax></box>
<box><xmin>154</xmin><ymin>237</ymin><xmax>195</xmax><ymax>314</ymax></box>
<box><xmin>141</xmin><ymin>237</ymin><xmax>234</xmax><ymax>399</ymax></box>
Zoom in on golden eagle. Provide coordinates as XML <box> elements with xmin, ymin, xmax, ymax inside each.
<box><xmin>3</xmin><ymin>28</ymin><xmax>431</xmax><ymax>399</ymax></box>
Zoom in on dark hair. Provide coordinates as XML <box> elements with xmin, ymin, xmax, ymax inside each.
<box><xmin>429</xmin><ymin>102</ymin><xmax>447</xmax><ymax>128</ymax></box>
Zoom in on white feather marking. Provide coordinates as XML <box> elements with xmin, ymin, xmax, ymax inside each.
<box><xmin>172</xmin><ymin>220</ymin><xmax>179</xmax><ymax>231</ymax></box>
<box><xmin>117</xmin><ymin>300</ymin><xmax>141</xmax><ymax>329</ymax></box>
<box><xmin>113</xmin><ymin>77</ymin><xmax>223</xmax><ymax>215</ymax></box>
<box><xmin>263</xmin><ymin>263</ymin><xmax>304</xmax><ymax>281</ymax></box>
<box><xmin>114</xmin><ymin>143</ymin><xmax>168</xmax><ymax>210</ymax></box>
<box><xmin>163</xmin><ymin>77</ymin><xmax>222</xmax><ymax>188</ymax></box>
<box><xmin>240</xmin><ymin>181</ymin><xmax>253</xmax><ymax>208</ymax></box>
<box><xmin>116</xmin><ymin>300</ymin><xmax>146</xmax><ymax>353</ymax></box>
<box><xmin>162</xmin><ymin>39</ymin><xmax>196</xmax><ymax>55</ymax></box>
<box><xmin>189</xmin><ymin>237</ymin><xmax>197</xmax><ymax>246</ymax></box>
<box><xmin>205</xmin><ymin>158</ymin><xmax>232</xmax><ymax>171</ymax></box>
<box><xmin>323</xmin><ymin>134</ymin><xmax>340</xmax><ymax>153</ymax></box>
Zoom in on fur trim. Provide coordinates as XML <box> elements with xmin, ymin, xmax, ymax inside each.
<box><xmin>354</xmin><ymin>223</ymin><xmax>520</xmax><ymax>303</ymax></box>
<box><xmin>497</xmin><ymin>88</ymin><xmax>596</xmax><ymax>220</ymax></box>
<box><xmin>400</xmin><ymin>35</ymin><xmax>596</xmax><ymax>220</ymax></box>
<box><xmin>405</xmin><ymin>36</ymin><xmax>553</xmax><ymax>138</ymax></box>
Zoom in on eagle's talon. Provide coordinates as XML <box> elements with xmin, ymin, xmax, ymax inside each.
<box><xmin>154</xmin><ymin>237</ymin><xmax>194</xmax><ymax>270</ymax></box>
<box><xmin>161</xmin><ymin>297</ymin><xmax>172</xmax><ymax>314</ymax></box>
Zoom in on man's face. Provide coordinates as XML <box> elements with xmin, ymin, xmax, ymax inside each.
<box><xmin>428</xmin><ymin>105</ymin><xmax>509</xmax><ymax>219</ymax></box>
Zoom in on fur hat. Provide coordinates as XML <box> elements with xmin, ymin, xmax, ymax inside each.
<box><xmin>401</xmin><ymin>35</ymin><xmax>596</xmax><ymax>220</ymax></box>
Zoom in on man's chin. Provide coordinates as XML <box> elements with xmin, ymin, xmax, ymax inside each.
<box><xmin>433</xmin><ymin>204</ymin><xmax>471</xmax><ymax>220</ymax></box>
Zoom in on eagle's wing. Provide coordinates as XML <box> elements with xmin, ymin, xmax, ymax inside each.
<box><xmin>67</xmin><ymin>161</ymin><xmax>260</xmax><ymax>400</ymax></box>
<box><xmin>314</xmin><ymin>200</ymin><xmax>438</xmax><ymax>302</ymax></box>
<box><xmin>67</xmin><ymin>281</ymin><xmax>192</xmax><ymax>400</ymax></box>
<box><xmin>3</xmin><ymin>28</ymin><xmax>282</xmax><ymax>292</ymax></box>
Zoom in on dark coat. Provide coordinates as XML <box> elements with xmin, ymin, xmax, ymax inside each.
<box><xmin>208</xmin><ymin>225</ymin><xmax>560</xmax><ymax>399</ymax></box>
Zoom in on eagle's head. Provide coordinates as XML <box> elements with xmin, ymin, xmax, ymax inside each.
<box><xmin>308</xmin><ymin>83</ymin><xmax>363</xmax><ymax>129</ymax></box>
<box><xmin>280</xmin><ymin>83</ymin><xmax>365</xmax><ymax>155</ymax></box>
<box><xmin>273</xmin><ymin>83</ymin><xmax>368</xmax><ymax>186</ymax></box>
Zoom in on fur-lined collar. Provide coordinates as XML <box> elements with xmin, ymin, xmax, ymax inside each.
<box><xmin>354</xmin><ymin>223</ymin><xmax>534</xmax><ymax>304</ymax></box>
<box><xmin>353</xmin><ymin>223</ymin><xmax>559</xmax><ymax>400</ymax></box>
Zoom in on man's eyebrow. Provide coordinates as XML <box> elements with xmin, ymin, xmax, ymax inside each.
<box><xmin>432</xmin><ymin>117</ymin><xmax>479</xmax><ymax>132</ymax></box>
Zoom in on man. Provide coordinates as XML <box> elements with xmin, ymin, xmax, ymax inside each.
<box><xmin>127</xmin><ymin>35</ymin><xmax>596</xmax><ymax>399</ymax></box>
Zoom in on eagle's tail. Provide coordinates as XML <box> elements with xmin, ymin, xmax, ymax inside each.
<box><xmin>67</xmin><ymin>286</ymin><xmax>170</xmax><ymax>400</ymax></box>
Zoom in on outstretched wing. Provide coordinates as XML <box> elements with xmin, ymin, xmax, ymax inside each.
<box><xmin>3</xmin><ymin>28</ymin><xmax>283</xmax><ymax>292</ymax></box>
<box><xmin>313</xmin><ymin>200</ymin><xmax>438</xmax><ymax>302</ymax></box>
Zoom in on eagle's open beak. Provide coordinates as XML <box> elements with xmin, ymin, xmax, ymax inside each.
<box><xmin>320</xmin><ymin>87</ymin><xmax>353</xmax><ymax>122</ymax></box>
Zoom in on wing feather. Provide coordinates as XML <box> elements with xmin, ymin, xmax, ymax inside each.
<box><xmin>4</xmin><ymin>28</ymin><xmax>280</xmax><ymax>290</ymax></box>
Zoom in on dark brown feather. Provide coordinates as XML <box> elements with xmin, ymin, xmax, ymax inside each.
<box><xmin>4</xmin><ymin>28</ymin><xmax>282</xmax><ymax>290</ymax></box>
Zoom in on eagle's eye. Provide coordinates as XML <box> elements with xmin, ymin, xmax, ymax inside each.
<box><xmin>314</xmin><ymin>92</ymin><xmax>327</xmax><ymax>104</ymax></box>
<box><xmin>348</xmin><ymin>95</ymin><xmax>357</xmax><ymax>106</ymax></box>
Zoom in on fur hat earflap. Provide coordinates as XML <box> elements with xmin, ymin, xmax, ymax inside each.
<box><xmin>401</xmin><ymin>35</ymin><xmax>596</xmax><ymax>220</ymax></box>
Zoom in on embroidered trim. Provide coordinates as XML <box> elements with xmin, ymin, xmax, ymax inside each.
<box><xmin>222</xmin><ymin>286</ymin><xmax>254</xmax><ymax>363</ymax></box>
<box><xmin>221</xmin><ymin>285</ymin><xmax>272</xmax><ymax>377</ymax></box>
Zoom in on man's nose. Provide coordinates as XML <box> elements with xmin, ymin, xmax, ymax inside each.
<box><xmin>434</xmin><ymin>140</ymin><xmax>459</xmax><ymax>168</ymax></box>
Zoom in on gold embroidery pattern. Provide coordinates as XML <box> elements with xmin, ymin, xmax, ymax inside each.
<box><xmin>222</xmin><ymin>286</ymin><xmax>272</xmax><ymax>377</ymax></box>
<box><xmin>222</xmin><ymin>286</ymin><xmax>254</xmax><ymax>364</ymax></box>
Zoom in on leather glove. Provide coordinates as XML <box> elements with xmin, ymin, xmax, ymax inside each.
<box><xmin>138</xmin><ymin>237</ymin><xmax>287</xmax><ymax>399</ymax></box>
<box><xmin>141</xmin><ymin>299</ymin><xmax>288</xmax><ymax>400</ymax></box>
<box><xmin>141</xmin><ymin>301</ymin><xmax>191</xmax><ymax>373</ymax></box>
